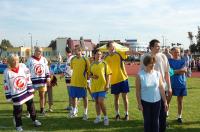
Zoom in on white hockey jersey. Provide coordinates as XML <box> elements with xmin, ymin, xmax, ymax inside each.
<box><xmin>26</xmin><ymin>56</ymin><xmax>50</xmax><ymax>88</ymax></box>
<box><xmin>3</xmin><ymin>63</ymin><xmax>34</xmax><ymax>106</ymax></box>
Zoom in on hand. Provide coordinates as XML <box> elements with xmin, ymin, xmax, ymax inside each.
<box><xmin>138</xmin><ymin>104</ymin><xmax>143</xmax><ymax>111</ymax></box>
<box><xmin>164</xmin><ymin>102</ymin><xmax>168</xmax><ymax>112</ymax></box>
<box><xmin>47</xmin><ymin>79</ymin><xmax>51</xmax><ymax>86</ymax></box>
<box><xmin>104</xmin><ymin>86</ymin><xmax>109</xmax><ymax>92</ymax></box>
<box><xmin>168</xmin><ymin>87</ymin><xmax>172</xmax><ymax>97</ymax></box>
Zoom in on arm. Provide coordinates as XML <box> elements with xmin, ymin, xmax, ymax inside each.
<box><xmin>159</xmin><ymin>77</ymin><xmax>168</xmax><ymax>112</ymax></box>
<box><xmin>126</xmin><ymin>50</ymin><xmax>142</xmax><ymax>56</ymax></box>
<box><xmin>165</xmin><ymin>71</ymin><xmax>172</xmax><ymax>97</ymax></box>
<box><xmin>24</xmin><ymin>64</ymin><xmax>34</xmax><ymax>93</ymax></box>
<box><xmin>174</xmin><ymin>67</ymin><xmax>187</xmax><ymax>75</ymax></box>
<box><xmin>104</xmin><ymin>74</ymin><xmax>111</xmax><ymax>91</ymax></box>
<box><xmin>44</xmin><ymin>59</ymin><xmax>51</xmax><ymax>86</ymax></box>
<box><xmin>135</xmin><ymin>75</ymin><xmax>143</xmax><ymax>111</ymax></box>
<box><xmin>3</xmin><ymin>70</ymin><xmax>12</xmax><ymax>102</ymax></box>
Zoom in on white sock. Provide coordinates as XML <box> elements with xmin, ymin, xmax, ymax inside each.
<box><xmin>97</xmin><ymin>115</ymin><xmax>101</xmax><ymax>119</ymax></box>
<box><xmin>104</xmin><ymin>116</ymin><xmax>108</xmax><ymax>120</ymax></box>
<box><xmin>125</xmin><ymin>111</ymin><xmax>128</xmax><ymax>116</ymax></box>
<box><xmin>84</xmin><ymin>108</ymin><xmax>88</xmax><ymax>115</ymax></box>
<box><xmin>74</xmin><ymin>107</ymin><xmax>78</xmax><ymax>114</ymax></box>
<box><xmin>115</xmin><ymin>110</ymin><xmax>120</xmax><ymax>115</ymax></box>
<box><xmin>178</xmin><ymin>114</ymin><xmax>182</xmax><ymax>118</ymax></box>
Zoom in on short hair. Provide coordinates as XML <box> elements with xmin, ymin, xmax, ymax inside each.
<box><xmin>65</xmin><ymin>47</ymin><xmax>72</xmax><ymax>53</ymax></box>
<box><xmin>106</xmin><ymin>41</ymin><xmax>115</xmax><ymax>48</ymax></box>
<box><xmin>34</xmin><ymin>46</ymin><xmax>42</xmax><ymax>51</ymax></box>
<box><xmin>7</xmin><ymin>54</ymin><xmax>19</xmax><ymax>67</ymax></box>
<box><xmin>143</xmin><ymin>55</ymin><xmax>156</xmax><ymax>66</ymax></box>
<box><xmin>149</xmin><ymin>39</ymin><xmax>160</xmax><ymax>49</ymax></box>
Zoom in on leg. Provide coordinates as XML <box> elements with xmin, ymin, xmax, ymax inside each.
<box><xmin>177</xmin><ymin>96</ymin><xmax>183</xmax><ymax>118</ymax></box>
<box><xmin>67</xmin><ymin>84</ymin><xmax>72</xmax><ymax>109</ymax></box>
<box><xmin>122</xmin><ymin>93</ymin><xmax>129</xmax><ymax>115</ymax></box>
<box><xmin>83</xmin><ymin>96</ymin><xmax>88</xmax><ymax>115</ymax></box>
<box><xmin>151</xmin><ymin>100</ymin><xmax>161</xmax><ymax>132</ymax></box>
<box><xmin>39</xmin><ymin>90</ymin><xmax>46</xmax><ymax>113</ymax></box>
<box><xmin>141</xmin><ymin>100</ymin><xmax>151</xmax><ymax>132</ymax></box>
<box><xmin>99</xmin><ymin>97</ymin><xmax>106</xmax><ymax>116</ymax></box>
<box><xmin>159</xmin><ymin>99</ymin><xmax>167</xmax><ymax>132</ymax></box>
<box><xmin>114</xmin><ymin>94</ymin><xmax>120</xmax><ymax>115</ymax></box>
<box><xmin>26</xmin><ymin>99</ymin><xmax>36</xmax><ymax>122</ymax></box>
<box><xmin>47</xmin><ymin>86</ymin><xmax>53</xmax><ymax>110</ymax></box>
<box><xmin>95</xmin><ymin>98</ymin><xmax>101</xmax><ymax>116</ymax></box>
<box><xmin>13</xmin><ymin>105</ymin><xmax>23</xmax><ymax>127</ymax></box>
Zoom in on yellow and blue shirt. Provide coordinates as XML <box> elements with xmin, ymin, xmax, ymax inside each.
<box><xmin>104</xmin><ymin>51</ymin><xmax>128</xmax><ymax>85</ymax></box>
<box><xmin>70</xmin><ymin>56</ymin><xmax>90</xmax><ymax>88</ymax></box>
<box><xmin>90</xmin><ymin>61</ymin><xmax>112</xmax><ymax>93</ymax></box>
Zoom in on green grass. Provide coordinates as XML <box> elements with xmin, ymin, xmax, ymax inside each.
<box><xmin>0</xmin><ymin>75</ymin><xmax>200</xmax><ymax>132</ymax></box>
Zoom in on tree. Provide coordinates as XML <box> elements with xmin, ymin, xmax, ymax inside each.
<box><xmin>0</xmin><ymin>39</ymin><xmax>13</xmax><ymax>57</ymax></box>
<box><xmin>48</xmin><ymin>40</ymin><xmax>56</xmax><ymax>50</ymax></box>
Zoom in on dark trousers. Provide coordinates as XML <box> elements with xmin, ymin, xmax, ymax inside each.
<box><xmin>13</xmin><ymin>99</ymin><xmax>36</xmax><ymax>127</ymax></box>
<box><xmin>159</xmin><ymin>99</ymin><xmax>167</xmax><ymax>132</ymax></box>
<box><xmin>142</xmin><ymin>100</ymin><xmax>161</xmax><ymax>132</ymax></box>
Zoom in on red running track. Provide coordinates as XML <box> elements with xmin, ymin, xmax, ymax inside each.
<box><xmin>125</xmin><ymin>64</ymin><xmax>200</xmax><ymax>78</ymax></box>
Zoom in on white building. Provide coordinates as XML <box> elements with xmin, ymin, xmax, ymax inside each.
<box><xmin>56</xmin><ymin>37</ymin><xmax>68</xmax><ymax>57</ymax></box>
<box><xmin>125</xmin><ymin>39</ymin><xmax>148</xmax><ymax>52</ymax></box>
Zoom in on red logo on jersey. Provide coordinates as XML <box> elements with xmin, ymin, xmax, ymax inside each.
<box><xmin>13</xmin><ymin>76</ymin><xmax>27</xmax><ymax>91</ymax></box>
<box><xmin>34</xmin><ymin>64</ymin><xmax>44</xmax><ymax>76</ymax></box>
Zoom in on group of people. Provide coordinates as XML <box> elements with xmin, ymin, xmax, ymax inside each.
<box><xmin>3</xmin><ymin>40</ymin><xmax>188</xmax><ymax>132</ymax></box>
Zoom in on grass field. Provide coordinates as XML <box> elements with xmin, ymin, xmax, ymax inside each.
<box><xmin>0</xmin><ymin>75</ymin><xmax>200</xmax><ymax>132</ymax></box>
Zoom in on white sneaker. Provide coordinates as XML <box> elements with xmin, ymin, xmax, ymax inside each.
<box><xmin>82</xmin><ymin>114</ymin><xmax>88</xmax><ymax>120</ymax></box>
<box><xmin>94</xmin><ymin>117</ymin><xmax>101</xmax><ymax>124</ymax></box>
<box><xmin>104</xmin><ymin>118</ymin><xmax>109</xmax><ymax>126</ymax></box>
<box><xmin>68</xmin><ymin>113</ymin><xmax>77</xmax><ymax>118</ymax></box>
<box><xmin>33</xmin><ymin>120</ymin><xmax>42</xmax><ymax>127</ymax></box>
<box><xmin>16</xmin><ymin>126</ymin><xmax>23</xmax><ymax>132</ymax></box>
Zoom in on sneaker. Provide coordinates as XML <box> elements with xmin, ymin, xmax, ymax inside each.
<box><xmin>48</xmin><ymin>109</ymin><xmax>53</xmax><ymax>112</ymax></box>
<box><xmin>68</xmin><ymin>113</ymin><xmax>77</xmax><ymax>118</ymax></box>
<box><xmin>177</xmin><ymin>118</ymin><xmax>183</xmax><ymax>124</ymax></box>
<box><xmin>33</xmin><ymin>120</ymin><xmax>42</xmax><ymax>127</ymax></box>
<box><xmin>16</xmin><ymin>126</ymin><xmax>23</xmax><ymax>132</ymax></box>
<box><xmin>124</xmin><ymin>114</ymin><xmax>129</xmax><ymax>121</ymax></box>
<box><xmin>82</xmin><ymin>114</ymin><xmax>88</xmax><ymax>120</ymax></box>
<box><xmin>104</xmin><ymin>118</ymin><xmax>109</xmax><ymax>126</ymax></box>
<box><xmin>65</xmin><ymin>106</ymin><xmax>72</xmax><ymax>111</ymax></box>
<box><xmin>94</xmin><ymin>117</ymin><xmax>101</xmax><ymax>124</ymax></box>
<box><xmin>115</xmin><ymin>114</ymin><xmax>120</xmax><ymax>121</ymax></box>
<box><xmin>26</xmin><ymin>113</ymin><xmax>30</xmax><ymax>118</ymax></box>
<box><xmin>40</xmin><ymin>111</ymin><xmax>46</xmax><ymax>116</ymax></box>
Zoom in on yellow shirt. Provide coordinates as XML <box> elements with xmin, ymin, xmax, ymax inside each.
<box><xmin>90</xmin><ymin>61</ymin><xmax>112</xmax><ymax>93</ymax></box>
<box><xmin>104</xmin><ymin>51</ymin><xmax>128</xmax><ymax>85</ymax></box>
<box><xmin>70</xmin><ymin>56</ymin><xmax>90</xmax><ymax>88</ymax></box>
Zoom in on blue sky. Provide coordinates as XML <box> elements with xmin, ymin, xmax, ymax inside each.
<box><xmin>0</xmin><ymin>0</ymin><xmax>200</xmax><ymax>48</ymax></box>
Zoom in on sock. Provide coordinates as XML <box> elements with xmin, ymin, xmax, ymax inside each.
<box><xmin>115</xmin><ymin>110</ymin><xmax>119</xmax><ymax>116</ymax></box>
<box><xmin>84</xmin><ymin>108</ymin><xmax>88</xmax><ymax>115</ymax></box>
<box><xmin>40</xmin><ymin>108</ymin><xmax>44</xmax><ymax>113</ymax></box>
<box><xmin>104</xmin><ymin>116</ymin><xmax>108</xmax><ymax>120</ymax></box>
<box><xmin>97</xmin><ymin>115</ymin><xmax>101</xmax><ymax>119</ymax></box>
<box><xmin>178</xmin><ymin>114</ymin><xmax>182</xmax><ymax>118</ymax></box>
<box><xmin>167</xmin><ymin>111</ymin><xmax>169</xmax><ymax>116</ymax></box>
<box><xmin>125</xmin><ymin>111</ymin><xmax>128</xmax><ymax>116</ymax></box>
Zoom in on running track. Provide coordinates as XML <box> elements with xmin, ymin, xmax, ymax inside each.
<box><xmin>125</xmin><ymin>64</ymin><xmax>200</xmax><ymax>78</ymax></box>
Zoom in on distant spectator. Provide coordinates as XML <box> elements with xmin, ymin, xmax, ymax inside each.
<box><xmin>163</xmin><ymin>48</ymin><xmax>172</xmax><ymax>59</ymax></box>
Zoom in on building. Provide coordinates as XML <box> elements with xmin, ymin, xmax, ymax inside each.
<box><xmin>56</xmin><ymin>37</ymin><xmax>95</xmax><ymax>57</ymax></box>
<box><xmin>2</xmin><ymin>46</ymin><xmax>52</xmax><ymax>60</ymax></box>
<box><xmin>125</xmin><ymin>39</ymin><xmax>148</xmax><ymax>52</ymax></box>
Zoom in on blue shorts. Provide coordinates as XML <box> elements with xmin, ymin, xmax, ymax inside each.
<box><xmin>172</xmin><ymin>88</ymin><xmax>187</xmax><ymax>96</ymax></box>
<box><xmin>69</xmin><ymin>86</ymin><xmax>87</xmax><ymax>98</ymax></box>
<box><xmin>111</xmin><ymin>79</ymin><xmax>130</xmax><ymax>94</ymax></box>
<box><xmin>92</xmin><ymin>91</ymin><xmax>106</xmax><ymax>100</ymax></box>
